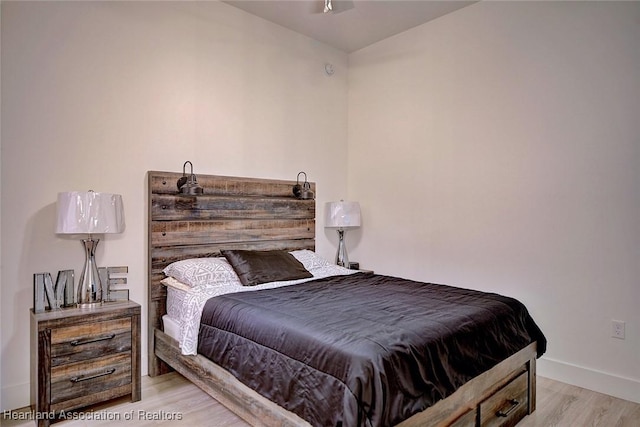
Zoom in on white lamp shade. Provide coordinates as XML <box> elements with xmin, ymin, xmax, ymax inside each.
<box><xmin>56</xmin><ymin>191</ymin><xmax>125</xmax><ymax>234</ymax></box>
<box><xmin>325</xmin><ymin>201</ymin><xmax>361</xmax><ymax>229</ymax></box>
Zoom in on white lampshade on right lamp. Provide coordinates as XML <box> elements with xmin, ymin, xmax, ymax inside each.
<box><xmin>325</xmin><ymin>201</ymin><xmax>361</xmax><ymax>268</ymax></box>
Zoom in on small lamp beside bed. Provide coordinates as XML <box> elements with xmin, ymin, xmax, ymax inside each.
<box><xmin>325</xmin><ymin>200</ymin><xmax>361</xmax><ymax>268</ymax></box>
<box><xmin>56</xmin><ymin>191</ymin><xmax>125</xmax><ymax>306</ymax></box>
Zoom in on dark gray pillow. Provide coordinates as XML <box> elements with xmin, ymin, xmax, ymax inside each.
<box><xmin>221</xmin><ymin>249</ymin><xmax>313</xmax><ymax>286</ymax></box>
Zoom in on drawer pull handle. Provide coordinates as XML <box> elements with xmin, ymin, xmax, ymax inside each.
<box><xmin>496</xmin><ymin>399</ymin><xmax>520</xmax><ymax>417</ymax></box>
<box><xmin>70</xmin><ymin>368</ymin><xmax>116</xmax><ymax>383</ymax></box>
<box><xmin>70</xmin><ymin>333</ymin><xmax>116</xmax><ymax>346</ymax></box>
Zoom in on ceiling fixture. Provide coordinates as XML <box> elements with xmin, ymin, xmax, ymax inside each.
<box><xmin>320</xmin><ymin>0</ymin><xmax>353</xmax><ymax>14</ymax></box>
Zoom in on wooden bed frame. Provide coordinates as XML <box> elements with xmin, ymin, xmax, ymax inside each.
<box><xmin>147</xmin><ymin>170</ymin><xmax>538</xmax><ymax>426</ymax></box>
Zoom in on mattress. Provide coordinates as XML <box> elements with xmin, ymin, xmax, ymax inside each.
<box><xmin>162</xmin><ymin>314</ymin><xmax>181</xmax><ymax>341</ymax></box>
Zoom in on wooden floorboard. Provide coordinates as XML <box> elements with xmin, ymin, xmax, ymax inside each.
<box><xmin>3</xmin><ymin>374</ymin><xmax>638</xmax><ymax>426</ymax></box>
<box><xmin>519</xmin><ymin>377</ymin><xmax>640</xmax><ymax>427</ymax></box>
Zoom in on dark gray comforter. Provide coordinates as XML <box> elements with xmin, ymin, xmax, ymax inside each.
<box><xmin>198</xmin><ymin>273</ymin><xmax>546</xmax><ymax>427</ymax></box>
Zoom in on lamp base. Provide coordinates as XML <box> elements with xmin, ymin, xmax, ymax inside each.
<box><xmin>335</xmin><ymin>229</ymin><xmax>349</xmax><ymax>268</ymax></box>
<box><xmin>77</xmin><ymin>238</ymin><xmax>103</xmax><ymax>307</ymax></box>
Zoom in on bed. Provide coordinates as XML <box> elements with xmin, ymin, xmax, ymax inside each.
<box><xmin>147</xmin><ymin>170</ymin><xmax>546</xmax><ymax>427</ymax></box>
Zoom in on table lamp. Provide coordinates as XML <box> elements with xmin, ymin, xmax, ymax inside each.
<box><xmin>56</xmin><ymin>191</ymin><xmax>125</xmax><ymax>307</ymax></box>
<box><xmin>325</xmin><ymin>201</ymin><xmax>361</xmax><ymax>268</ymax></box>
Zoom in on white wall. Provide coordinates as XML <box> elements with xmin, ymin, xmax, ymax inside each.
<box><xmin>0</xmin><ymin>1</ymin><xmax>348</xmax><ymax>411</ymax></box>
<box><xmin>348</xmin><ymin>1</ymin><xmax>639</xmax><ymax>403</ymax></box>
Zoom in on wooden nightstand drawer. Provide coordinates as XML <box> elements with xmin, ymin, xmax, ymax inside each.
<box><xmin>51</xmin><ymin>352</ymin><xmax>132</xmax><ymax>406</ymax></box>
<box><xmin>51</xmin><ymin>318</ymin><xmax>132</xmax><ymax>366</ymax></box>
<box><xmin>479</xmin><ymin>371</ymin><xmax>528</xmax><ymax>427</ymax></box>
<box><xmin>31</xmin><ymin>301</ymin><xmax>141</xmax><ymax>427</ymax></box>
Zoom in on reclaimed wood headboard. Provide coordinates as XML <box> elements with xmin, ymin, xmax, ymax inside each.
<box><xmin>147</xmin><ymin>171</ymin><xmax>316</xmax><ymax>376</ymax></box>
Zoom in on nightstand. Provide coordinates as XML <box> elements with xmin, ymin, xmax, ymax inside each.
<box><xmin>30</xmin><ymin>301</ymin><xmax>141</xmax><ymax>426</ymax></box>
<box><xmin>349</xmin><ymin>268</ymin><xmax>373</xmax><ymax>274</ymax></box>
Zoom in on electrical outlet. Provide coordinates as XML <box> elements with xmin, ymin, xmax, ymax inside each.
<box><xmin>611</xmin><ymin>320</ymin><xmax>626</xmax><ymax>339</ymax></box>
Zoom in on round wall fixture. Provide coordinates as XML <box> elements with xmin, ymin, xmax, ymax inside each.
<box><xmin>324</xmin><ymin>63</ymin><xmax>335</xmax><ymax>76</ymax></box>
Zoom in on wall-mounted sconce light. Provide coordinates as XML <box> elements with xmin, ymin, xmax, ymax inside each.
<box><xmin>177</xmin><ymin>161</ymin><xmax>204</xmax><ymax>195</ymax></box>
<box><xmin>292</xmin><ymin>171</ymin><xmax>315</xmax><ymax>200</ymax></box>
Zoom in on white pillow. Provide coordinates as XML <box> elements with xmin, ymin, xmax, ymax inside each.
<box><xmin>161</xmin><ymin>276</ymin><xmax>193</xmax><ymax>292</ymax></box>
<box><xmin>163</xmin><ymin>257</ymin><xmax>240</xmax><ymax>287</ymax></box>
<box><xmin>290</xmin><ymin>250</ymin><xmax>332</xmax><ymax>271</ymax></box>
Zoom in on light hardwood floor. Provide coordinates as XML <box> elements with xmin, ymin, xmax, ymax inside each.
<box><xmin>3</xmin><ymin>373</ymin><xmax>638</xmax><ymax>426</ymax></box>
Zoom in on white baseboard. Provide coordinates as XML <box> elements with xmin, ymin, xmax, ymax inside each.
<box><xmin>537</xmin><ymin>356</ymin><xmax>640</xmax><ymax>404</ymax></box>
<box><xmin>1</xmin><ymin>382</ymin><xmax>30</xmax><ymax>412</ymax></box>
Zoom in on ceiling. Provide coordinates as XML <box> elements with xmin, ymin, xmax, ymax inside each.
<box><xmin>223</xmin><ymin>0</ymin><xmax>477</xmax><ymax>53</ymax></box>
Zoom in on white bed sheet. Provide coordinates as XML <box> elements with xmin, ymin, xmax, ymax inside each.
<box><xmin>162</xmin><ymin>314</ymin><xmax>181</xmax><ymax>341</ymax></box>
<box><xmin>163</xmin><ymin>264</ymin><xmax>358</xmax><ymax>355</ymax></box>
